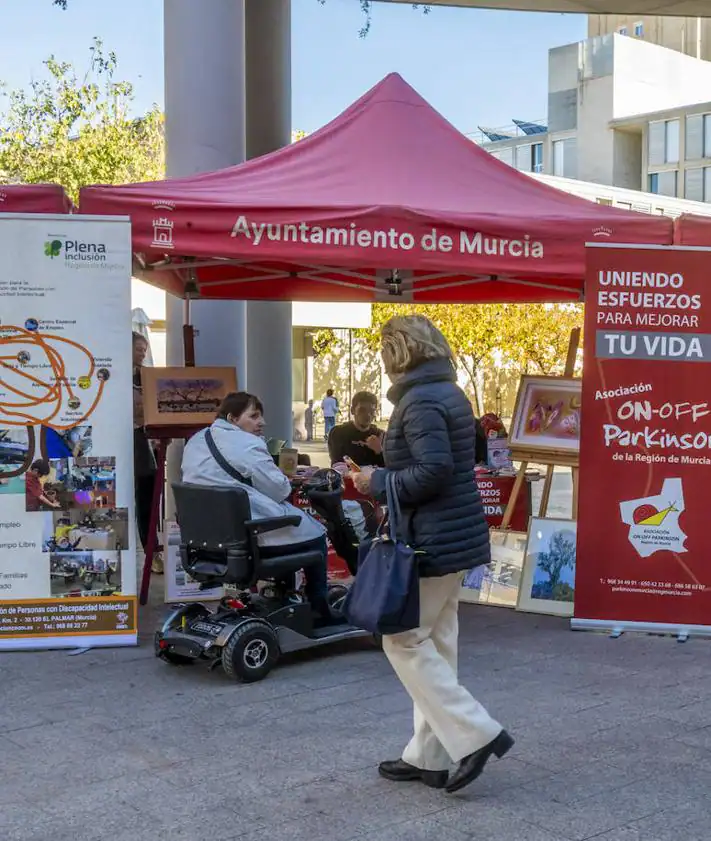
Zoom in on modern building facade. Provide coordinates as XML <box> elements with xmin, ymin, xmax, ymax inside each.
<box><xmin>588</xmin><ymin>14</ymin><xmax>711</xmax><ymax>60</ymax></box>
<box><xmin>479</xmin><ymin>34</ymin><xmax>711</xmax><ymax>204</ymax></box>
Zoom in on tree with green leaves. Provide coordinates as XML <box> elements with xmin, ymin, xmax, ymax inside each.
<box><xmin>337</xmin><ymin>302</ymin><xmax>583</xmax><ymax>414</ymax></box>
<box><xmin>0</xmin><ymin>38</ymin><xmax>163</xmax><ymax>202</ymax></box>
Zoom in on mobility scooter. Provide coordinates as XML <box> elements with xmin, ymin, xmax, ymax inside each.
<box><xmin>155</xmin><ymin>470</ymin><xmax>376</xmax><ymax>682</ymax></box>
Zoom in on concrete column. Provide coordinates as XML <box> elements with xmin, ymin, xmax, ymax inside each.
<box><xmin>164</xmin><ymin>0</ymin><xmax>247</xmax><ymax>382</ymax></box>
<box><xmin>163</xmin><ymin>0</ymin><xmax>248</xmax><ymax>518</ymax></box>
<box><xmin>245</xmin><ymin>0</ymin><xmax>294</xmax><ymax>445</ymax></box>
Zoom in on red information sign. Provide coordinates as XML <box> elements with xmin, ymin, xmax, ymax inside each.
<box><xmin>576</xmin><ymin>245</ymin><xmax>711</xmax><ymax>631</ymax></box>
<box><xmin>477</xmin><ymin>475</ymin><xmax>530</xmax><ymax>532</ymax></box>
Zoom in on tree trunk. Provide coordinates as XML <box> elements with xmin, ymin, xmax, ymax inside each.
<box><xmin>458</xmin><ymin>356</ymin><xmax>482</xmax><ymax>416</ymax></box>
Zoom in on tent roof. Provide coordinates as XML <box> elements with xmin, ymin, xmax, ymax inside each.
<box><xmin>79</xmin><ymin>73</ymin><xmax>673</xmax><ymax>303</ymax></box>
<box><xmin>0</xmin><ymin>184</ymin><xmax>72</xmax><ymax>214</ymax></box>
<box><xmin>674</xmin><ymin>213</ymin><xmax>711</xmax><ymax>247</ymax></box>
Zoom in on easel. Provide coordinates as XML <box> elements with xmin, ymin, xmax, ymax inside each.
<box><xmin>138</xmin><ymin>323</ymin><xmax>199</xmax><ymax>606</ymax></box>
<box><xmin>501</xmin><ymin>328</ymin><xmax>581</xmax><ymax>529</ymax></box>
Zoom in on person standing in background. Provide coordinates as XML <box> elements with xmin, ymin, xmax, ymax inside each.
<box><xmin>304</xmin><ymin>399</ymin><xmax>314</xmax><ymax>442</ymax></box>
<box><xmin>321</xmin><ymin>388</ymin><xmax>339</xmax><ymax>441</ymax></box>
<box><xmin>132</xmin><ymin>332</ymin><xmax>162</xmax><ymax>574</ymax></box>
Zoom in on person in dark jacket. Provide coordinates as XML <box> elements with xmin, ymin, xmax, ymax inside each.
<box><xmin>351</xmin><ymin>314</ymin><xmax>513</xmax><ymax>794</ymax></box>
<box><xmin>132</xmin><ymin>332</ymin><xmax>161</xmax><ymax>573</ymax></box>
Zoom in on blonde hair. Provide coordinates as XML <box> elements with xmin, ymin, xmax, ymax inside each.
<box><xmin>380</xmin><ymin>314</ymin><xmax>454</xmax><ymax>376</ymax></box>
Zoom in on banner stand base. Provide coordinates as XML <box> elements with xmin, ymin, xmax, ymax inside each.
<box><xmin>571</xmin><ymin>618</ymin><xmax>711</xmax><ymax>643</ymax></box>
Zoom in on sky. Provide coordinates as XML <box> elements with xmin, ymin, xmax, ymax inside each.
<box><xmin>0</xmin><ymin>0</ymin><xmax>587</xmax><ymax>137</ymax></box>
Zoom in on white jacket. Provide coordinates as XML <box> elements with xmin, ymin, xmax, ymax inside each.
<box><xmin>181</xmin><ymin>419</ymin><xmax>325</xmax><ymax>547</ymax></box>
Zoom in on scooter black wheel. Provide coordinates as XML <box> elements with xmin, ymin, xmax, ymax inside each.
<box><xmin>221</xmin><ymin>621</ymin><xmax>279</xmax><ymax>683</ymax></box>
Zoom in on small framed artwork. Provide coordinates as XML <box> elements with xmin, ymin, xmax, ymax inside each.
<box><xmin>460</xmin><ymin>530</ymin><xmax>527</xmax><ymax>608</ymax></box>
<box><xmin>517</xmin><ymin>517</ymin><xmax>576</xmax><ymax>617</ymax></box>
<box><xmin>509</xmin><ymin>376</ymin><xmax>581</xmax><ymax>455</ymax></box>
<box><xmin>140</xmin><ymin>366</ymin><xmax>238</xmax><ymax>428</ymax></box>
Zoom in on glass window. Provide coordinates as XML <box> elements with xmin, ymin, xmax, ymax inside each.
<box><xmin>686</xmin><ymin>114</ymin><xmax>703</xmax><ymax>160</ymax></box>
<box><xmin>648</xmin><ymin>173</ymin><xmax>659</xmax><ymax>194</ymax></box>
<box><xmin>532</xmin><ymin>143</ymin><xmax>543</xmax><ymax>173</ymax></box>
<box><xmin>515</xmin><ymin>144</ymin><xmax>532</xmax><ymax>172</ymax></box>
<box><xmin>655</xmin><ymin>170</ymin><xmax>677</xmax><ymax>197</ymax></box>
<box><xmin>685</xmin><ymin>168</ymin><xmax>704</xmax><ymax>202</ymax></box>
<box><xmin>618</xmin><ymin>26</ymin><xmax>628</xmax><ymax>36</ymax></box>
<box><xmin>648</xmin><ymin>122</ymin><xmax>665</xmax><ymax>167</ymax></box>
<box><xmin>665</xmin><ymin>120</ymin><xmax>680</xmax><ymax>164</ymax></box>
<box><xmin>634</xmin><ymin>21</ymin><xmax>644</xmax><ymax>37</ymax></box>
<box><xmin>552</xmin><ymin>138</ymin><xmax>577</xmax><ymax>178</ymax></box>
<box><xmin>704</xmin><ymin>115</ymin><xmax>711</xmax><ymax>159</ymax></box>
<box><xmin>705</xmin><ymin>168</ymin><xmax>711</xmax><ymax>203</ymax></box>
<box><xmin>493</xmin><ymin>147</ymin><xmax>514</xmax><ymax>166</ymax></box>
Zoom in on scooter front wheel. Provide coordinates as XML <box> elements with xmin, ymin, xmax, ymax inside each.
<box><xmin>221</xmin><ymin>621</ymin><xmax>279</xmax><ymax>683</ymax></box>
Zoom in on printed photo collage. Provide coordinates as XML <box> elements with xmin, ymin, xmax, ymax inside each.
<box><xmin>1</xmin><ymin>425</ymin><xmax>128</xmax><ymax>600</ymax></box>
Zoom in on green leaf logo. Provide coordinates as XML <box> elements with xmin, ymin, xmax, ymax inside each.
<box><xmin>44</xmin><ymin>240</ymin><xmax>62</xmax><ymax>258</ymax></box>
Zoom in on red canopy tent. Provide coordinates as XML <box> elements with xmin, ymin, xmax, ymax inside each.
<box><xmin>79</xmin><ymin>73</ymin><xmax>673</xmax><ymax>304</ymax></box>
<box><xmin>674</xmin><ymin>213</ymin><xmax>711</xmax><ymax>247</ymax></box>
<box><xmin>0</xmin><ymin>184</ymin><xmax>72</xmax><ymax>214</ymax></box>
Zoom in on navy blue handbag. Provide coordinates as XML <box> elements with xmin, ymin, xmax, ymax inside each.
<box><xmin>343</xmin><ymin>472</ymin><xmax>420</xmax><ymax>635</ymax></box>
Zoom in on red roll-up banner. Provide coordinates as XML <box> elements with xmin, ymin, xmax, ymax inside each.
<box><xmin>575</xmin><ymin>244</ymin><xmax>711</xmax><ymax>635</ymax></box>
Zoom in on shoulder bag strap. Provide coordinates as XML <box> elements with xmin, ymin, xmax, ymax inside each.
<box><xmin>384</xmin><ymin>471</ymin><xmax>405</xmax><ymax>543</ymax></box>
<box><xmin>204</xmin><ymin>428</ymin><xmax>253</xmax><ymax>487</ymax></box>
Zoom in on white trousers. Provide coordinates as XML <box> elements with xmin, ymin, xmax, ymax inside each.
<box><xmin>382</xmin><ymin>572</ymin><xmax>502</xmax><ymax>771</ymax></box>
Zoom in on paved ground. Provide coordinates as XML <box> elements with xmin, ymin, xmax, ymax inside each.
<box><xmin>2</xmin><ymin>587</ymin><xmax>711</xmax><ymax>841</ymax></box>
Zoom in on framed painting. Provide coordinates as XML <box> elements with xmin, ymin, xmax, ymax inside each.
<box><xmin>517</xmin><ymin>517</ymin><xmax>577</xmax><ymax>617</ymax></box>
<box><xmin>509</xmin><ymin>375</ymin><xmax>581</xmax><ymax>455</ymax></box>
<box><xmin>460</xmin><ymin>529</ymin><xmax>526</xmax><ymax>608</ymax></box>
<box><xmin>141</xmin><ymin>366</ymin><xmax>238</xmax><ymax>428</ymax></box>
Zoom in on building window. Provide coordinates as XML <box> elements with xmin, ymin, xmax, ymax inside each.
<box><xmin>649</xmin><ymin>171</ymin><xmax>677</xmax><ymax>197</ymax></box>
<box><xmin>514</xmin><ymin>143</ymin><xmax>544</xmax><ymax>173</ymax></box>
<box><xmin>515</xmin><ymin>144</ymin><xmax>532</xmax><ymax>172</ymax></box>
<box><xmin>618</xmin><ymin>26</ymin><xmax>628</xmax><ymax>36</ymax></box>
<box><xmin>648</xmin><ymin>120</ymin><xmax>680</xmax><ymax>166</ymax></box>
<box><xmin>684</xmin><ymin>167</ymin><xmax>711</xmax><ymax>203</ymax></box>
<box><xmin>634</xmin><ymin>21</ymin><xmax>644</xmax><ymax>37</ymax></box>
<box><xmin>686</xmin><ymin>114</ymin><xmax>711</xmax><ymax>160</ymax></box>
<box><xmin>552</xmin><ymin>138</ymin><xmax>577</xmax><ymax>178</ymax></box>
<box><xmin>491</xmin><ymin>147</ymin><xmax>514</xmax><ymax>167</ymax></box>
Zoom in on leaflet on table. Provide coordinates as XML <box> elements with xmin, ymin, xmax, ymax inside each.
<box><xmin>576</xmin><ymin>247</ymin><xmax>711</xmax><ymax>631</ymax></box>
<box><xmin>0</xmin><ymin>215</ymin><xmax>135</xmax><ymax>649</ymax></box>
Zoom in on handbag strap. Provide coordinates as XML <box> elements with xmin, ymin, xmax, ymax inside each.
<box><xmin>204</xmin><ymin>428</ymin><xmax>253</xmax><ymax>487</ymax></box>
<box><xmin>384</xmin><ymin>471</ymin><xmax>404</xmax><ymax>542</ymax></box>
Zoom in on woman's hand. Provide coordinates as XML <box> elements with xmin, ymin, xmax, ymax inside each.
<box><xmin>351</xmin><ymin>466</ymin><xmax>375</xmax><ymax>495</ymax></box>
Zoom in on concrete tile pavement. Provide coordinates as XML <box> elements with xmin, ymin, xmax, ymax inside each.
<box><xmin>2</xmin><ymin>586</ymin><xmax>711</xmax><ymax>841</ymax></box>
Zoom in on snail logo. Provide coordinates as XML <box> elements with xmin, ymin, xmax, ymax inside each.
<box><xmin>620</xmin><ymin>478</ymin><xmax>686</xmax><ymax>558</ymax></box>
<box><xmin>44</xmin><ymin>240</ymin><xmax>63</xmax><ymax>259</ymax></box>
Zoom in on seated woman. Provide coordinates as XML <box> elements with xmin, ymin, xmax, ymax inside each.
<box><xmin>181</xmin><ymin>391</ymin><xmax>338</xmax><ymax>624</ymax></box>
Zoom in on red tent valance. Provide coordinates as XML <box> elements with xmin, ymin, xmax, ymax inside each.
<box><xmin>79</xmin><ymin>73</ymin><xmax>673</xmax><ymax>304</ymax></box>
<box><xmin>0</xmin><ymin>184</ymin><xmax>72</xmax><ymax>215</ymax></box>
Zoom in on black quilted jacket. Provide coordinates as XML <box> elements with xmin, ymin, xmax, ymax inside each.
<box><xmin>370</xmin><ymin>358</ymin><xmax>490</xmax><ymax>577</ymax></box>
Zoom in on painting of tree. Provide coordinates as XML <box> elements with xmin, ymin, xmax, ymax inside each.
<box><xmin>531</xmin><ymin>528</ymin><xmax>576</xmax><ymax>602</ymax></box>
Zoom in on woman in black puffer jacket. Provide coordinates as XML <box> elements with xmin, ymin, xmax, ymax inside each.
<box><xmin>352</xmin><ymin>315</ymin><xmax>513</xmax><ymax>795</ymax></box>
